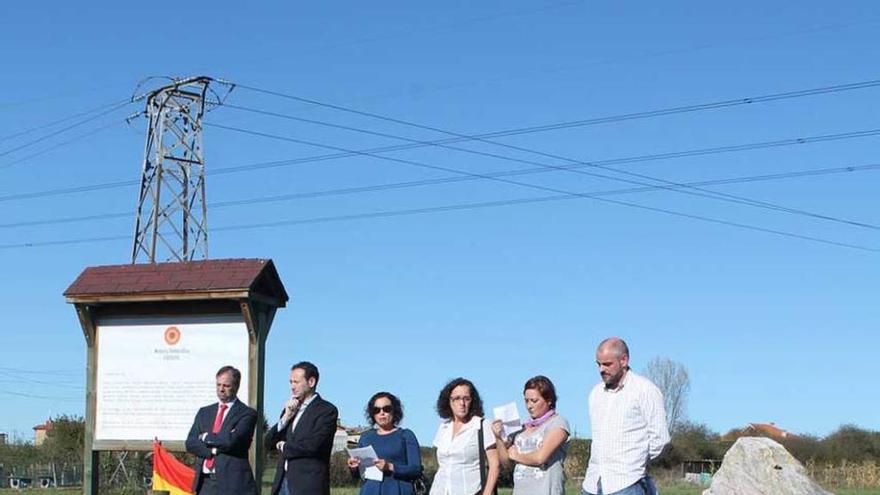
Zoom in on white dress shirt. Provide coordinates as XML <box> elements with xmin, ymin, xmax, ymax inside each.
<box><xmin>582</xmin><ymin>370</ymin><xmax>670</xmax><ymax>494</ymax></box>
<box><xmin>430</xmin><ymin>415</ymin><xmax>495</xmax><ymax>495</ymax></box>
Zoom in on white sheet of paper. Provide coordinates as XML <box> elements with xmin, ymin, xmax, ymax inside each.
<box><xmin>347</xmin><ymin>445</ymin><xmax>384</xmax><ymax>481</ymax></box>
<box><xmin>493</xmin><ymin>401</ymin><xmax>523</xmax><ymax>438</ymax></box>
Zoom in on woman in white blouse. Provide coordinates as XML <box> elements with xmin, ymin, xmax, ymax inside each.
<box><xmin>430</xmin><ymin>378</ymin><xmax>500</xmax><ymax>495</ymax></box>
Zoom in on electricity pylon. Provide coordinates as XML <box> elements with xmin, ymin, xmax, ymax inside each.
<box><xmin>131</xmin><ymin>76</ymin><xmax>213</xmax><ymax>263</ymax></box>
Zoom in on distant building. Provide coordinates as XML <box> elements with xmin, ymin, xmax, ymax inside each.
<box><xmin>722</xmin><ymin>422</ymin><xmax>796</xmax><ymax>441</ymax></box>
<box><xmin>332</xmin><ymin>423</ymin><xmax>371</xmax><ymax>452</ymax></box>
<box><xmin>333</xmin><ymin>426</ymin><xmax>348</xmax><ymax>453</ymax></box>
<box><xmin>0</xmin><ymin>432</ymin><xmax>7</xmax><ymax>445</ymax></box>
<box><xmin>33</xmin><ymin>420</ymin><xmax>53</xmax><ymax>446</ymax></box>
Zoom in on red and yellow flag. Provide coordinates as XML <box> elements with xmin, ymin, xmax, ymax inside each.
<box><xmin>152</xmin><ymin>440</ymin><xmax>195</xmax><ymax>495</ymax></box>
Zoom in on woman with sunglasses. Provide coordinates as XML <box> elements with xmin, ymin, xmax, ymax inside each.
<box><xmin>348</xmin><ymin>392</ymin><xmax>423</xmax><ymax>495</ymax></box>
<box><xmin>430</xmin><ymin>377</ymin><xmax>500</xmax><ymax>495</ymax></box>
<box><xmin>492</xmin><ymin>376</ymin><xmax>570</xmax><ymax>495</ymax></box>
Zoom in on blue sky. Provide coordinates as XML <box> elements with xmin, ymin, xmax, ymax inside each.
<box><xmin>1</xmin><ymin>1</ymin><xmax>879</xmax><ymax>446</ymax></box>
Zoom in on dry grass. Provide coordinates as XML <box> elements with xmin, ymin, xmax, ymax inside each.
<box><xmin>807</xmin><ymin>460</ymin><xmax>880</xmax><ymax>489</ymax></box>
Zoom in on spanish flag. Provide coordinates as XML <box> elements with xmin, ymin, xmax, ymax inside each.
<box><xmin>152</xmin><ymin>440</ymin><xmax>195</xmax><ymax>495</ymax></box>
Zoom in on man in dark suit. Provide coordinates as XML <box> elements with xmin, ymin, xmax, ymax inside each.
<box><xmin>185</xmin><ymin>365</ymin><xmax>258</xmax><ymax>495</ymax></box>
<box><xmin>265</xmin><ymin>361</ymin><xmax>339</xmax><ymax>495</ymax></box>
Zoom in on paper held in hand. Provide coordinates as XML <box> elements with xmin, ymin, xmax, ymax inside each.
<box><xmin>347</xmin><ymin>445</ymin><xmax>384</xmax><ymax>481</ymax></box>
<box><xmin>493</xmin><ymin>401</ymin><xmax>523</xmax><ymax>438</ymax></box>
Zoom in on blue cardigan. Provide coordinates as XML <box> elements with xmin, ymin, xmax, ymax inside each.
<box><xmin>356</xmin><ymin>428</ymin><xmax>423</xmax><ymax>495</ymax></box>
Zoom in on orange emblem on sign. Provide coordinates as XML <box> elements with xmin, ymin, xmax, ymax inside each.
<box><xmin>164</xmin><ymin>326</ymin><xmax>181</xmax><ymax>346</ymax></box>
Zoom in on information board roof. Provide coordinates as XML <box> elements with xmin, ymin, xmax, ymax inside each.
<box><xmin>64</xmin><ymin>258</ymin><xmax>288</xmax><ymax>306</ymax></box>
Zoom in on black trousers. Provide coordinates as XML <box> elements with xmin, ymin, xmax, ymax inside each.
<box><xmin>197</xmin><ymin>474</ymin><xmax>220</xmax><ymax>495</ymax></box>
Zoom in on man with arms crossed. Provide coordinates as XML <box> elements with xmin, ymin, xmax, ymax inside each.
<box><xmin>582</xmin><ymin>338</ymin><xmax>670</xmax><ymax>495</ymax></box>
<box><xmin>185</xmin><ymin>365</ymin><xmax>258</xmax><ymax>495</ymax></box>
<box><xmin>265</xmin><ymin>361</ymin><xmax>339</xmax><ymax>495</ymax></box>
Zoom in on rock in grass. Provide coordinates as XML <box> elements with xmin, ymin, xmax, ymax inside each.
<box><xmin>703</xmin><ymin>437</ymin><xmax>833</xmax><ymax>495</ymax></box>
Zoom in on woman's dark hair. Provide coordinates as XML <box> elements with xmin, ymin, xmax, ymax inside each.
<box><xmin>364</xmin><ymin>391</ymin><xmax>404</xmax><ymax>427</ymax></box>
<box><xmin>436</xmin><ymin>377</ymin><xmax>484</xmax><ymax>421</ymax></box>
<box><xmin>523</xmin><ymin>375</ymin><xmax>557</xmax><ymax>409</ymax></box>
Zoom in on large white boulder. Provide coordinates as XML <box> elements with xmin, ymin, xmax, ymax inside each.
<box><xmin>703</xmin><ymin>437</ymin><xmax>833</xmax><ymax>495</ymax></box>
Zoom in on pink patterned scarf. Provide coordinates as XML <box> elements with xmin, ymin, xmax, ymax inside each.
<box><xmin>523</xmin><ymin>409</ymin><xmax>556</xmax><ymax>429</ymax></box>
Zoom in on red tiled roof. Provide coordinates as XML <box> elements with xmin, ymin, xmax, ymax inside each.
<box><xmin>748</xmin><ymin>423</ymin><xmax>793</xmax><ymax>439</ymax></box>
<box><xmin>64</xmin><ymin>259</ymin><xmax>288</xmax><ymax>305</ymax></box>
<box><xmin>33</xmin><ymin>420</ymin><xmax>53</xmax><ymax>431</ymax></box>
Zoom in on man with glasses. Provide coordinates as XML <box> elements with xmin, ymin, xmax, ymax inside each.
<box><xmin>265</xmin><ymin>361</ymin><xmax>339</xmax><ymax>495</ymax></box>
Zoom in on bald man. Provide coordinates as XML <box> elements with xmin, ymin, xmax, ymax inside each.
<box><xmin>581</xmin><ymin>338</ymin><xmax>669</xmax><ymax>495</ymax></box>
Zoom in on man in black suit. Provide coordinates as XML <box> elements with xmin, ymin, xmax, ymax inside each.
<box><xmin>265</xmin><ymin>361</ymin><xmax>339</xmax><ymax>495</ymax></box>
<box><xmin>185</xmin><ymin>365</ymin><xmax>258</xmax><ymax>495</ymax></box>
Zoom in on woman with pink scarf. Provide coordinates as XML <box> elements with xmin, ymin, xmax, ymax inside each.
<box><xmin>492</xmin><ymin>376</ymin><xmax>570</xmax><ymax>495</ymax></box>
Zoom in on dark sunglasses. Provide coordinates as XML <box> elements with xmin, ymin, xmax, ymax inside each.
<box><xmin>371</xmin><ymin>405</ymin><xmax>393</xmax><ymax>415</ymax></box>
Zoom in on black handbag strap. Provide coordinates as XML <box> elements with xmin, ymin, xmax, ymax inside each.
<box><xmin>478</xmin><ymin>419</ymin><xmax>486</xmax><ymax>489</ymax></box>
<box><xmin>477</xmin><ymin>418</ymin><xmax>497</xmax><ymax>495</ymax></box>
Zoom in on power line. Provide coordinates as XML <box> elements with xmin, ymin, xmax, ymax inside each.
<box><xmin>2</xmin><ymin>162</ymin><xmax>878</xmax><ymax>230</ymax></box>
<box><xmin>206</xmin><ymin>123</ymin><xmax>880</xmax><ymax>176</ymax></box>
<box><xmin>2</xmin><ymin>186</ymin><xmax>875</xmax><ymax>252</ymax></box>
<box><xmin>0</xmin><ymin>233</ymin><xmax>131</xmax><ymax>249</ymax></box>
<box><xmin>221</xmin><ymin>78</ymin><xmax>880</xmax><ymax>229</ymax></box>
<box><xmin>199</xmin><ymin>121</ymin><xmax>880</xmax><ymax>250</ymax></box>
<box><xmin>204</xmin><ymin>127</ymin><xmax>880</xmax><ymax>177</ymax></box>
<box><xmin>0</xmin><ymin>211</ymin><xmax>130</xmax><ymax>229</ymax></box>
<box><xmin>211</xmin><ymin>162</ymin><xmax>880</xmax><ymax>207</ymax></box>
<box><xmin>0</xmin><ymin>97</ymin><xmax>132</xmax><ymax>144</ymax></box>
<box><xmin>207</xmin><ymin>121</ymin><xmax>880</xmax><ymax>230</ymax></box>
<box><xmin>222</xmin><ymin>78</ymin><xmax>880</xmax><ymax>230</ymax></box>
<box><xmin>211</xmin><ymin>199</ymin><xmax>879</xmax><ymax>254</ymax></box>
<box><xmin>0</xmin><ymin>366</ymin><xmax>80</xmax><ymax>375</ymax></box>
<box><xmin>0</xmin><ymin>117</ymin><xmax>133</xmax><ymax>171</ymax></box>
<box><xmin>3</xmin><ymin>140</ymin><xmax>876</xmax><ymax>254</ymax></box>
<box><xmin>225</xmin><ymin>78</ymin><xmax>880</xmax><ymax>144</ymax></box>
<box><xmin>6</xmin><ymin>75</ymin><xmax>880</xmax><ymax>201</ymax></box>
<box><xmin>0</xmin><ymin>178</ymin><xmax>138</xmax><ymax>203</ymax></box>
<box><xmin>0</xmin><ymin>371</ymin><xmax>82</xmax><ymax>387</ymax></box>
<box><xmin>220</xmin><ymin>101</ymin><xmax>880</xmax><ymax>230</ymax></box>
<box><xmin>0</xmin><ymin>100</ymin><xmax>133</xmax><ymax>160</ymax></box>
<box><xmin>3</xmin><ymin>123</ymin><xmax>878</xmax><ymax>209</ymax></box>
<box><xmin>0</xmin><ymin>389</ymin><xmax>82</xmax><ymax>401</ymax></box>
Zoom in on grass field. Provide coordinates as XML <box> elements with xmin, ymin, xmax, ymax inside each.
<box><xmin>324</xmin><ymin>484</ymin><xmax>880</xmax><ymax>495</ymax></box>
<box><xmin>2</xmin><ymin>485</ymin><xmax>879</xmax><ymax>494</ymax></box>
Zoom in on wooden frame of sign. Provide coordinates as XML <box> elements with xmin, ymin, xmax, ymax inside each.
<box><xmin>64</xmin><ymin>259</ymin><xmax>289</xmax><ymax>495</ymax></box>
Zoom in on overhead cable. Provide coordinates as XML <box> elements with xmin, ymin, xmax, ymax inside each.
<box><xmin>2</xmin><ymin>189</ymin><xmax>876</xmax><ymax>253</ymax></box>
<box><xmin>208</xmin><ymin>121</ymin><xmax>880</xmax><ymax>232</ymax></box>
<box><xmin>0</xmin><ymin>97</ymin><xmax>132</xmax><ymax>144</ymax></box>
<box><xmin>3</xmin><ymin>162</ymin><xmax>878</xmax><ymax>230</ymax></box>
<box><xmin>0</xmin><ymin>100</ymin><xmax>134</xmax><ymax>159</ymax></box>
<box><xmin>220</xmin><ymin>102</ymin><xmax>880</xmax><ymax>230</ymax></box>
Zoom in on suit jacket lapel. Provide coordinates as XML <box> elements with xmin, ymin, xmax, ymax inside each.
<box><xmin>204</xmin><ymin>403</ymin><xmax>219</xmax><ymax>431</ymax></box>
<box><xmin>222</xmin><ymin>401</ymin><xmax>242</xmax><ymax>430</ymax></box>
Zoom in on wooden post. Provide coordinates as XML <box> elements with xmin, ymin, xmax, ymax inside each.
<box><xmin>76</xmin><ymin>305</ymin><xmax>100</xmax><ymax>495</ymax></box>
<box><xmin>241</xmin><ymin>300</ymin><xmax>273</xmax><ymax>494</ymax></box>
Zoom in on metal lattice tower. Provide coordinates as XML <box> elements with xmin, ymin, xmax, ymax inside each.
<box><xmin>131</xmin><ymin>77</ymin><xmax>212</xmax><ymax>263</ymax></box>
